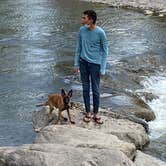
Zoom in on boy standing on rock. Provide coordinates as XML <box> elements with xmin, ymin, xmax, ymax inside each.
<box><xmin>74</xmin><ymin>10</ymin><xmax>108</xmax><ymax>124</ymax></box>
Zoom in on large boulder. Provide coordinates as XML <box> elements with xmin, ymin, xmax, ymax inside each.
<box><xmin>32</xmin><ymin>104</ymin><xmax>149</xmax><ymax>149</ymax></box>
<box><xmin>76</xmin><ymin>113</ymin><xmax>149</xmax><ymax>149</ymax></box>
<box><xmin>0</xmin><ymin>144</ymin><xmax>136</xmax><ymax>166</ymax></box>
<box><xmin>34</xmin><ymin>125</ymin><xmax>136</xmax><ymax>159</ymax></box>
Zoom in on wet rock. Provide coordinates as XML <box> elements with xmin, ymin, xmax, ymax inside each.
<box><xmin>130</xmin><ymin>94</ymin><xmax>155</xmax><ymax>121</ymax></box>
<box><xmin>134</xmin><ymin>151</ymin><xmax>166</xmax><ymax>166</ymax></box>
<box><xmin>101</xmin><ymin>94</ymin><xmax>155</xmax><ymax>122</ymax></box>
<box><xmin>144</xmin><ymin>10</ymin><xmax>154</xmax><ymax>15</ymax></box>
<box><xmin>135</xmin><ymin>91</ymin><xmax>159</xmax><ymax>102</ymax></box>
<box><xmin>159</xmin><ymin>14</ymin><xmax>164</xmax><ymax>17</ymax></box>
<box><xmin>103</xmin><ymin>68</ymin><xmax>142</xmax><ymax>91</ymax></box>
<box><xmin>101</xmin><ymin>54</ymin><xmax>163</xmax><ymax>97</ymax></box>
<box><xmin>143</xmin><ymin>134</ymin><xmax>166</xmax><ymax>162</ymax></box>
<box><xmin>133</xmin><ymin>107</ymin><xmax>155</xmax><ymax>121</ymax></box>
<box><xmin>100</xmin><ymin>93</ymin><xmax>112</xmax><ymax>98</ymax></box>
<box><xmin>159</xmin><ymin>9</ymin><xmax>166</xmax><ymax>14</ymax></box>
<box><xmin>117</xmin><ymin>54</ymin><xmax>162</xmax><ymax>77</ymax></box>
<box><xmin>158</xmin><ymin>9</ymin><xmax>166</xmax><ymax>16</ymax></box>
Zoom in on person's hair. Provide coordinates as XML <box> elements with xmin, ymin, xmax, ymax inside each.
<box><xmin>83</xmin><ymin>10</ymin><xmax>97</xmax><ymax>24</ymax></box>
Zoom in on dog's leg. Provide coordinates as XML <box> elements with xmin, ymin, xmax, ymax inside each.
<box><xmin>67</xmin><ymin>109</ymin><xmax>75</xmax><ymax>124</ymax></box>
<box><xmin>61</xmin><ymin>115</ymin><xmax>68</xmax><ymax>122</ymax></box>
<box><xmin>48</xmin><ymin>105</ymin><xmax>54</xmax><ymax>121</ymax></box>
<box><xmin>57</xmin><ymin>110</ymin><xmax>62</xmax><ymax>125</ymax></box>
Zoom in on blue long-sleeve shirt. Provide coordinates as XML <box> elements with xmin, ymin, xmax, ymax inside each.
<box><xmin>74</xmin><ymin>26</ymin><xmax>108</xmax><ymax>75</ymax></box>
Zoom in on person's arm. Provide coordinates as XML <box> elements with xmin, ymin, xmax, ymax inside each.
<box><xmin>74</xmin><ymin>30</ymin><xmax>81</xmax><ymax>74</ymax></box>
<box><xmin>100</xmin><ymin>30</ymin><xmax>108</xmax><ymax>75</ymax></box>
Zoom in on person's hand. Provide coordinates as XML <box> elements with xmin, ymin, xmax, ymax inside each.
<box><xmin>74</xmin><ymin>67</ymin><xmax>79</xmax><ymax>75</ymax></box>
<box><xmin>100</xmin><ymin>72</ymin><xmax>105</xmax><ymax>79</ymax></box>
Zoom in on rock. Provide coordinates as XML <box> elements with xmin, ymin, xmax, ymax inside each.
<box><xmin>100</xmin><ymin>93</ymin><xmax>112</xmax><ymax>98</ymax></box>
<box><xmin>0</xmin><ymin>103</ymin><xmax>153</xmax><ymax>166</ymax></box>
<box><xmin>158</xmin><ymin>9</ymin><xmax>166</xmax><ymax>16</ymax></box>
<box><xmin>144</xmin><ymin>10</ymin><xmax>154</xmax><ymax>15</ymax></box>
<box><xmin>133</xmin><ymin>107</ymin><xmax>155</xmax><ymax>121</ymax></box>
<box><xmin>127</xmin><ymin>92</ymin><xmax>156</xmax><ymax>121</ymax></box>
<box><xmin>106</xmin><ymin>107</ymin><xmax>149</xmax><ymax>133</ymax></box>
<box><xmin>32</xmin><ymin>104</ymin><xmax>150</xmax><ymax>149</ymax></box>
<box><xmin>0</xmin><ymin>144</ymin><xmax>136</xmax><ymax>166</ymax></box>
<box><xmin>93</xmin><ymin>112</ymin><xmax>149</xmax><ymax>149</ymax></box>
<box><xmin>32</xmin><ymin>106</ymin><xmax>51</xmax><ymax>131</ymax></box>
<box><xmin>143</xmin><ymin>134</ymin><xmax>166</xmax><ymax>161</ymax></box>
<box><xmin>134</xmin><ymin>151</ymin><xmax>166</xmax><ymax>166</ymax></box>
<box><xmin>32</xmin><ymin>106</ymin><xmax>69</xmax><ymax>131</ymax></box>
<box><xmin>101</xmin><ymin>94</ymin><xmax>156</xmax><ymax>122</ymax></box>
<box><xmin>135</xmin><ymin>91</ymin><xmax>158</xmax><ymax>102</ymax></box>
<box><xmin>34</xmin><ymin>125</ymin><xmax>136</xmax><ymax>159</ymax></box>
<box><xmin>159</xmin><ymin>14</ymin><xmax>164</xmax><ymax>17</ymax></box>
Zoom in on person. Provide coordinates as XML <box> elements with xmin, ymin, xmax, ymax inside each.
<box><xmin>74</xmin><ymin>10</ymin><xmax>108</xmax><ymax>124</ymax></box>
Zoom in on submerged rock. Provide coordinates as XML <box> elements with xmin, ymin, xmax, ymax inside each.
<box><xmin>143</xmin><ymin>134</ymin><xmax>166</xmax><ymax>162</ymax></box>
<box><xmin>144</xmin><ymin>10</ymin><xmax>154</xmax><ymax>15</ymax></box>
<box><xmin>158</xmin><ymin>9</ymin><xmax>166</xmax><ymax>16</ymax></box>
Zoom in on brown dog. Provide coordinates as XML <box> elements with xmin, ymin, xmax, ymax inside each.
<box><xmin>36</xmin><ymin>89</ymin><xmax>75</xmax><ymax>124</ymax></box>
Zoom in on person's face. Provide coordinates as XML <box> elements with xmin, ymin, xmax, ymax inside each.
<box><xmin>81</xmin><ymin>14</ymin><xmax>92</xmax><ymax>25</ymax></box>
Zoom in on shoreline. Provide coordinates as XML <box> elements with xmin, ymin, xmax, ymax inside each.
<box><xmin>81</xmin><ymin>0</ymin><xmax>166</xmax><ymax>16</ymax></box>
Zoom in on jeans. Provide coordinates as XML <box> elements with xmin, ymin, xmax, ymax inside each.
<box><xmin>79</xmin><ymin>58</ymin><xmax>100</xmax><ymax>114</ymax></box>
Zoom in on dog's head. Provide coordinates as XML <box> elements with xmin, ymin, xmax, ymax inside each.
<box><xmin>61</xmin><ymin>89</ymin><xmax>72</xmax><ymax>108</ymax></box>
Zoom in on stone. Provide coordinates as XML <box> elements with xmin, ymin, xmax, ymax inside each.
<box><xmin>0</xmin><ymin>144</ymin><xmax>136</xmax><ymax>166</ymax></box>
<box><xmin>143</xmin><ymin>134</ymin><xmax>166</xmax><ymax>161</ymax></box>
<box><xmin>144</xmin><ymin>10</ymin><xmax>154</xmax><ymax>15</ymax></box>
<box><xmin>134</xmin><ymin>151</ymin><xmax>166</xmax><ymax>166</ymax></box>
<box><xmin>34</xmin><ymin>125</ymin><xmax>136</xmax><ymax>159</ymax></box>
<box><xmin>100</xmin><ymin>94</ymin><xmax>156</xmax><ymax>122</ymax></box>
<box><xmin>32</xmin><ymin>104</ymin><xmax>150</xmax><ymax>149</ymax></box>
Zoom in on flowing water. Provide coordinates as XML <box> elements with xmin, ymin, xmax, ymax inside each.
<box><xmin>0</xmin><ymin>0</ymin><xmax>166</xmax><ymax>149</ymax></box>
<box><xmin>137</xmin><ymin>73</ymin><xmax>166</xmax><ymax>140</ymax></box>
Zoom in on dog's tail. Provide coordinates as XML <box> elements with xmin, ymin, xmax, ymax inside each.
<box><xmin>36</xmin><ymin>102</ymin><xmax>48</xmax><ymax>107</ymax></box>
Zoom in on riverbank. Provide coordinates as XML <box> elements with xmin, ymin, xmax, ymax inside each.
<box><xmin>82</xmin><ymin>0</ymin><xmax>166</xmax><ymax>16</ymax></box>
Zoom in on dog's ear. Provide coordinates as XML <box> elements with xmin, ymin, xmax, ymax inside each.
<box><xmin>68</xmin><ymin>89</ymin><xmax>72</xmax><ymax>98</ymax></box>
<box><xmin>61</xmin><ymin>89</ymin><xmax>66</xmax><ymax>97</ymax></box>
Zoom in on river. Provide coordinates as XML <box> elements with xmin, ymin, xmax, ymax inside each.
<box><xmin>0</xmin><ymin>0</ymin><xmax>165</xmax><ymax>156</ymax></box>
